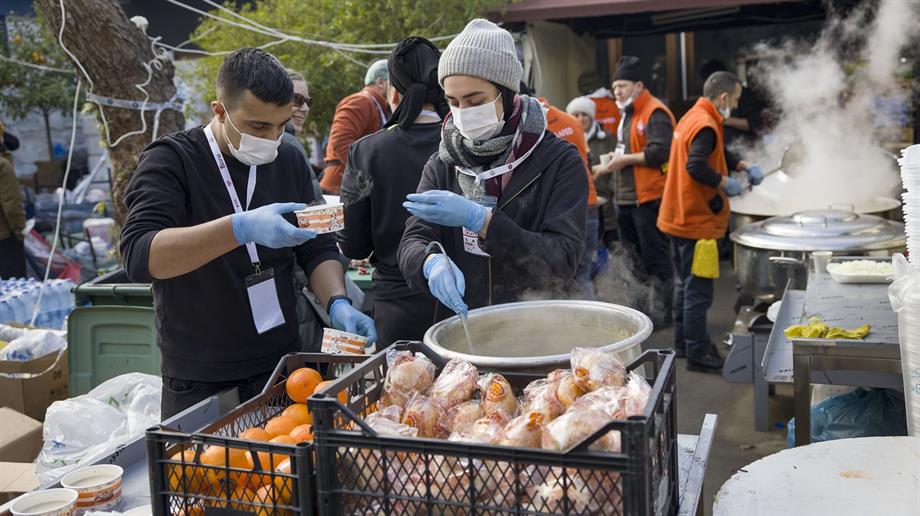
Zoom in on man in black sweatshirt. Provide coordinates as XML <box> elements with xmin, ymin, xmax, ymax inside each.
<box><xmin>338</xmin><ymin>37</ymin><xmax>444</xmax><ymax>346</ymax></box>
<box><xmin>120</xmin><ymin>49</ymin><xmax>377</xmax><ymax>418</ymax></box>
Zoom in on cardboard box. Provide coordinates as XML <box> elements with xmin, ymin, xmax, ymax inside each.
<box><xmin>0</xmin><ymin>462</ymin><xmax>39</xmax><ymax>505</ymax></box>
<box><xmin>0</xmin><ymin>408</ymin><xmax>42</xmax><ymax>463</ymax></box>
<box><xmin>33</xmin><ymin>159</ymin><xmax>65</xmax><ymax>191</ymax></box>
<box><xmin>0</xmin><ymin>351</ymin><xmax>69</xmax><ymax>422</ymax></box>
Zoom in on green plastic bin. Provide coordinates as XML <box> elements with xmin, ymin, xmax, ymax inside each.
<box><xmin>67</xmin><ymin>269</ymin><xmax>159</xmax><ymax>395</ymax></box>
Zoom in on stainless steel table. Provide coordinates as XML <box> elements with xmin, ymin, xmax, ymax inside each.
<box><xmin>762</xmin><ymin>268</ymin><xmax>903</xmax><ymax>446</ymax></box>
<box><xmin>20</xmin><ymin>392</ymin><xmax>717</xmax><ymax>515</ymax></box>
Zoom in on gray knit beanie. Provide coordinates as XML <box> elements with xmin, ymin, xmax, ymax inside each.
<box><xmin>438</xmin><ymin>19</ymin><xmax>522</xmax><ymax>92</ymax></box>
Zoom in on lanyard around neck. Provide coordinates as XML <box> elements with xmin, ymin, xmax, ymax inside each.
<box><xmin>456</xmin><ymin>131</ymin><xmax>546</xmax><ymax>186</ymax></box>
<box><xmin>364</xmin><ymin>90</ymin><xmax>387</xmax><ymax>126</ymax></box>
<box><xmin>204</xmin><ymin>124</ymin><xmax>259</xmax><ymax>266</ymax></box>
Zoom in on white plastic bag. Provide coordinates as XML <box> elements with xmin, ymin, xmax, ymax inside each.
<box><xmin>36</xmin><ymin>373</ymin><xmax>162</xmax><ymax>485</ymax></box>
<box><xmin>0</xmin><ymin>325</ymin><xmax>66</xmax><ymax>361</ymax></box>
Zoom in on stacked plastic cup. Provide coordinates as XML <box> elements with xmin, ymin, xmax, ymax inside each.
<box><xmin>892</xmin><ymin>144</ymin><xmax>920</xmax><ymax>435</ymax></box>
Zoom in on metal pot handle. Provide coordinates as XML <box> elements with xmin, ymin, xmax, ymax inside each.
<box><xmin>769</xmin><ymin>256</ymin><xmax>805</xmax><ymax>267</ymax></box>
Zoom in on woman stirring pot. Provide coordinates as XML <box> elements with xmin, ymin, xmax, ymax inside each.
<box><xmin>398</xmin><ymin>19</ymin><xmax>588</xmax><ymax>320</ymax></box>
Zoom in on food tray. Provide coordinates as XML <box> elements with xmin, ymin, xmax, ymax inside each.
<box><xmin>309</xmin><ymin>342</ymin><xmax>677</xmax><ymax>516</ymax></box>
<box><xmin>146</xmin><ymin>352</ymin><xmax>369</xmax><ymax>515</ymax></box>
<box><xmin>826</xmin><ymin>260</ymin><xmax>894</xmax><ymax>284</ymax></box>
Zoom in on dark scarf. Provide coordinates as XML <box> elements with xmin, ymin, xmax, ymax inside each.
<box><xmin>439</xmin><ymin>94</ymin><xmax>547</xmax><ymax>197</ymax></box>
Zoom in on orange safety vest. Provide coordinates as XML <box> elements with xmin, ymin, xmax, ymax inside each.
<box><xmin>657</xmin><ymin>97</ymin><xmax>730</xmax><ymax>241</ymax></box>
<box><xmin>540</xmin><ymin>99</ymin><xmax>598</xmax><ymax>207</ymax></box>
<box><xmin>625</xmin><ymin>90</ymin><xmax>676</xmax><ymax>204</ymax></box>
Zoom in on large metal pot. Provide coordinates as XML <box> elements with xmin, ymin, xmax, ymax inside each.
<box><xmin>730</xmin><ymin>196</ymin><xmax>903</xmax><ymax>233</ymax></box>
<box><xmin>423</xmin><ymin>300</ymin><xmax>653</xmax><ymax>373</ymax></box>
<box><xmin>731</xmin><ymin>209</ymin><xmax>905</xmax><ymax>300</ymax></box>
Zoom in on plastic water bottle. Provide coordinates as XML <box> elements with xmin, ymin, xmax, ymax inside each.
<box><xmin>0</xmin><ymin>297</ymin><xmax>13</xmax><ymax>325</ymax></box>
<box><xmin>8</xmin><ymin>294</ymin><xmax>26</xmax><ymax>324</ymax></box>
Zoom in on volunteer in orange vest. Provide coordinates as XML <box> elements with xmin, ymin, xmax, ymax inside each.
<box><xmin>592</xmin><ymin>56</ymin><xmax>676</xmax><ymax>314</ymax></box>
<box><xmin>657</xmin><ymin>71</ymin><xmax>764</xmax><ymax>373</ymax></box>
<box><xmin>538</xmin><ymin>95</ymin><xmax>599</xmax><ymax>299</ymax></box>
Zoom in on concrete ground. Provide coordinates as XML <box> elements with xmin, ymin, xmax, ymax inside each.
<box><xmin>642</xmin><ymin>262</ymin><xmax>794</xmax><ymax>515</ymax></box>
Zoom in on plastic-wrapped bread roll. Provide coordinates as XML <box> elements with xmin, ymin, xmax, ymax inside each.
<box><xmin>428</xmin><ymin>359</ymin><xmax>479</xmax><ymax>409</ymax></box>
<box><xmin>479</xmin><ymin>373</ymin><xmax>519</xmax><ymax>417</ymax></box>
<box><xmin>547</xmin><ymin>369</ymin><xmax>588</xmax><ymax>408</ymax></box>
<box><xmin>381</xmin><ymin>350</ymin><xmax>437</xmax><ymax>408</ymax></box>
<box><xmin>570</xmin><ymin>347</ymin><xmax>627</xmax><ymax>392</ymax></box>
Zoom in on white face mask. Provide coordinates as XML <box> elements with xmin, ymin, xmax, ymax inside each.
<box><xmin>615</xmin><ymin>88</ymin><xmax>637</xmax><ymax>110</ymax></box>
<box><xmin>719</xmin><ymin>103</ymin><xmax>732</xmax><ymax>119</ymax></box>
<box><xmin>450</xmin><ymin>94</ymin><xmax>504</xmax><ymax>141</ymax></box>
<box><xmin>221</xmin><ymin>105</ymin><xmax>283</xmax><ymax>166</ymax></box>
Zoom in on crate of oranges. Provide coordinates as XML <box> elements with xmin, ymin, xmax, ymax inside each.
<box><xmin>146</xmin><ymin>352</ymin><xmax>368</xmax><ymax>515</ymax></box>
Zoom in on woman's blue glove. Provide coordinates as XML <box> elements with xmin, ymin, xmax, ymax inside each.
<box><xmin>423</xmin><ymin>253</ymin><xmax>467</xmax><ymax>314</ymax></box>
<box><xmin>231</xmin><ymin>202</ymin><xmax>316</xmax><ymax>249</ymax></box>
<box><xmin>329</xmin><ymin>298</ymin><xmax>378</xmax><ymax>347</ymax></box>
<box><xmin>723</xmin><ymin>177</ymin><xmax>743</xmax><ymax>197</ymax></box>
<box><xmin>746</xmin><ymin>165</ymin><xmax>764</xmax><ymax>186</ymax></box>
<box><xmin>403</xmin><ymin>191</ymin><xmax>487</xmax><ymax>232</ymax></box>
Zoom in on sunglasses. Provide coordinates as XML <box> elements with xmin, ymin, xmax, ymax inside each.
<box><xmin>293</xmin><ymin>93</ymin><xmax>312</xmax><ymax>109</ymax></box>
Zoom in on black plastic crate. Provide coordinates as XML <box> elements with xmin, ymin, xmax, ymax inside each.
<box><xmin>309</xmin><ymin>342</ymin><xmax>677</xmax><ymax>516</ymax></box>
<box><xmin>147</xmin><ymin>352</ymin><xmax>369</xmax><ymax>515</ymax></box>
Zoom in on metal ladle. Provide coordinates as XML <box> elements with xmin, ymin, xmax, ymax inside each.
<box><xmin>763</xmin><ymin>144</ymin><xmax>799</xmax><ymax>181</ymax></box>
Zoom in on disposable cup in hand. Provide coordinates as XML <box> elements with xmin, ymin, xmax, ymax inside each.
<box><xmin>600</xmin><ymin>153</ymin><xmax>612</xmax><ymax>167</ymax></box>
<box><xmin>321</xmin><ymin>328</ymin><xmax>367</xmax><ymax>355</ymax></box>
<box><xmin>812</xmin><ymin>251</ymin><xmax>832</xmax><ymax>273</ymax></box>
<box><xmin>295</xmin><ymin>203</ymin><xmax>344</xmax><ymax>234</ymax></box>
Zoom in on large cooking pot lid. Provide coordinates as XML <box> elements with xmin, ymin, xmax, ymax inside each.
<box><xmin>730</xmin><ymin>209</ymin><xmax>905</xmax><ymax>251</ymax></box>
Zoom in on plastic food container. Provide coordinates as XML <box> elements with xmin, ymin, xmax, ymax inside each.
<box><xmin>10</xmin><ymin>488</ymin><xmax>79</xmax><ymax>516</ymax></box>
<box><xmin>60</xmin><ymin>464</ymin><xmax>123</xmax><ymax>515</ymax></box>
<box><xmin>321</xmin><ymin>328</ymin><xmax>367</xmax><ymax>354</ymax></box>
<box><xmin>295</xmin><ymin>203</ymin><xmax>344</xmax><ymax>234</ymax></box>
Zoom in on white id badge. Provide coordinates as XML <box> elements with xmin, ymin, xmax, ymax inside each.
<box><xmin>245</xmin><ymin>267</ymin><xmax>285</xmax><ymax>334</ymax></box>
<box><xmin>614</xmin><ymin>143</ymin><xmax>626</xmax><ymax>156</ymax></box>
<box><xmin>463</xmin><ymin>195</ymin><xmax>496</xmax><ymax>257</ymax></box>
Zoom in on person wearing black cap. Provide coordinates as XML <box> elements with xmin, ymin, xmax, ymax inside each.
<box><xmin>592</xmin><ymin>55</ymin><xmax>676</xmax><ymax>323</ymax></box>
<box><xmin>338</xmin><ymin>37</ymin><xmax>445</xmax><ymax>346</ymax></box>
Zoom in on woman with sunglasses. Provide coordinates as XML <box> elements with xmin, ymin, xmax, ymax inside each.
<box><xmin>282</xmin><ymin>70</ymin><xmax>322</xmax><ymax>203</ymax></box>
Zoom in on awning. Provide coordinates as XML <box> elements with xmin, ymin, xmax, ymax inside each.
<box><xmin>495</xmin><ymin>0</ymin><xmax>802</xmax><ymax>23</ymax></box>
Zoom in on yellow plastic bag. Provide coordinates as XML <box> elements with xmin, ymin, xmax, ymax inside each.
<box><xmin>691</xmin><ymin>239</ymin><xmax>720</xmax><ymax>279</ymax></box>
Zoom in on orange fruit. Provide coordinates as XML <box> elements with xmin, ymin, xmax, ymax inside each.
<box><xmin>288</xmin><ymin>423</ymin><xmax>313</xmax><ymax>443</ymax></box>
<box><xmin>167</xmin><ymin>449</ymin><xmax>209</xmax><ymax>494</ymax></box>
<box><xmin>254</xmin><ymin>485</ymin><xmax>294</xmax><ymax>515</ymax></box>
<box><xmin>200</xmin><ymin>445</ymin><xmax>250</xmax><ymax>489</ymax></box>
<box><xmin>285</xmin><ymin>368</ymin><xmax>323</xmax><ymax>403</ymax></box>
<box><xmin>239</xmin><ymin>427</ymin><xmax>271</xmax><ymax>442</ymax></box>
<box><xmin>273</xmin><ymin>458</ymin><xmax>294</xmax><ymax>502</ymax></box>
<box><xmin>264</xmin><ymin>416</ymin><xmax>299</xmax><ymax>438</ymax></box>
<box><xmin>315</xmin><ymin>380</ymin><xmax>347</xmax><ymax>404</ymax></box>
<box><xmin>246</xmin><ymin>435</ymin><xmax>295</xmax><ymax>473</ymax></box>
<box><xmin>281</xmin><ymin>403</ymin><xmax>312</xmax><ymax>426</ymax></box>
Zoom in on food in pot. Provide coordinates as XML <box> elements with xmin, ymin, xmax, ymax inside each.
<box><xmin>522</xmin><ymin>379</ymin><xmax>565</xmax><ymax>422</ymax></box>
<box><xmin>499</xmin><ymin>411</ymin><xmax>544</xmax><ymax>448</ymax></box>
<box><xmin>428</xmin><ymin>359</ymin><xmax>479</xmax><ymax>408</ymax></box>
<box><xmin>479</xmin><ymin>373</ymin><xmax>519</xmax><ymax>417</ymax></box>
<box><xmin>570</xmin><ymin>347</ymin><xmax>627</xmax><ymax>391</ymax></box>
<box><xmin>382</xmin><ymin>350</ymin><xmax>437</xmax><ymax>408</ymax></box>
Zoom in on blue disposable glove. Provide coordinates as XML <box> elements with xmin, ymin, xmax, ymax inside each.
<box><xmin>723</xmin><ymin>177</ymin><xmax>743</xmax><ymax>197</ymax></box>
<box><xmin>231</xmin><ymin>202</ymin><xmax>316</xmax><ymax>249</ymax></box>
<box><xmin>403</xmin><ymin>190</ymin><xmax>487</xmax><ymax>232</ymax></box>
<box><xmin>746</xmin><ymin>165</ymin><xmax>764</xmax><ymax>186</ymax></box>
<box><xmin>329</xmin><ymin>298</ymin><xmax>378</xmax><ymax>348</ymax></box>
<box><xmin>423</xmin><ymin>253</ymin><xmax>468</xmax><ymax>314</ymax></box>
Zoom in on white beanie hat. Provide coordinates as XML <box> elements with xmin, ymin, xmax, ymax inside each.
<box><xmin>566</xmin><ymin>96</ymin><xmax>596</xmax><ymax>119</ymax></box>
<box><xmin>438</xmin><ymin>19</ymin><xmax>522</xmax><ymax>92</ymax></box>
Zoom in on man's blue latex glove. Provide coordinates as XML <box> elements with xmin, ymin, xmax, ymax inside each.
<box><xmin>423</xmin><ymin>253</ymin><xmax>468</xmax><ymax>314</ymax></box>
<box><xmin>724</xmin><ymin>177</ymin><xmax>743</xmax><ymax>197</ymax></box>
<box><xmin>403</xmin><ymin>190</ymin><xmax>487</xmax><ymax>232</ymax></box>
<box><xmin>329</xmin><ymin>298</ymin><xmax>378</xmax><ymax>348</ymax></box>
<box><xmin>746</xmin><ymin>165</ymin><xmax>764</xmax><ymax>186</ymax></box>
<box><xmin>231</xmin><ymin>202</ymin><xmax>316</xmax><ymax>249</ymax></box>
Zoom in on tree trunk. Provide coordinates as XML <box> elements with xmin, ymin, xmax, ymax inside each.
<box><xmin>34</xmin><ymin>0</ymin><xmax>185</xmax><ymax>227</ymax></box>
<box><xmin>42</xmin><ymin>108</ymin><xmax>54</xmax><ymax>161</ymax></box>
